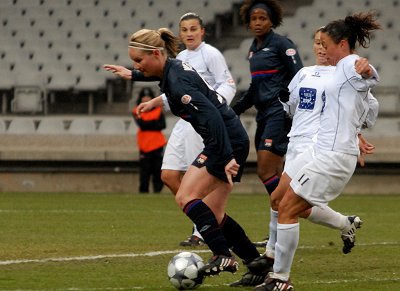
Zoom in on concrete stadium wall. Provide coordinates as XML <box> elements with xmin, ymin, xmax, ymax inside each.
<box><xmin>0</xmin><ymin>171</ymin><xmax>399</xmax><ymax>195</ymax></box>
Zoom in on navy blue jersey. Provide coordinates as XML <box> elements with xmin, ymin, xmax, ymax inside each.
<box><xmin>159</xmin><ymin>58</ymin><xmax>249</xmax><ymax>169</ymax></box>
<box><xmin>233</xmin><ymin>30</ymin><xmax>303</xmax><ymax>123</ymax></box>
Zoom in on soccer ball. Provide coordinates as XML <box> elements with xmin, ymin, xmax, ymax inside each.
<box><xmin>167</xmin><ymin>251</ymin><xmax>205</xmax><ymax>290</ymax></box>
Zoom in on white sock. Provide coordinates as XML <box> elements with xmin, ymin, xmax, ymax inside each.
<box><xmin>192</xmin><ymin>224</ymin><xmax>203</xmax><ymax>239</ymax></box>
<box><xmin>265</xmin><ymin>209</ymin><xmax>278</xmax><ymax>258</ymax></box>
<box><xmin>273</xmin><ymin>222</ymin><xmax>299</xmax><ymax>281</ymax></box>
<box><xmin>308</xmin><ymin>206</ymin><xmax>348</xmax><ymax>230</ymax></box>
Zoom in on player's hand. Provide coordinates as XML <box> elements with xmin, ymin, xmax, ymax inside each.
<box><xmin>225</xmin><ymin>158</ymin><xmax>239</xmax><ymax>186</ymax></box>
<box><xmin>136</xmin><ymin>100</ymin><xmax>155</xmax><ymax>118</ymax></box>
<box><xmin>359</xmin><ymin>134</ymin><xmax>375</xmax><ymax>155</ymax></box>
<box><xmin>355</xmin><ymin>57</ymin><xmax>372</xmax><ymax>79</ymax></box>
<box><xmin>358</xmin><ymin>134</ymin><xmax>375</xmax><ymax>167</ymax></box>
<box><xmin>103</xmin><ymin>64</ymin><xmax>132</xmax><ymax>80</ymax></box>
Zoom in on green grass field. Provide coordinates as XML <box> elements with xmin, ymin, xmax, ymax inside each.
<box><xmin>0</xmin><ymin>192</ymin><xmax>399</xmax><ymax>290</ymax></box>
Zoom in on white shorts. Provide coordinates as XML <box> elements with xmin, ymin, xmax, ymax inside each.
<box><xmin>289</xmin><ymin>147</ymin><xmax>357</xmax><ymax>207</ymax></box>
<box><xmin>161</xmin><ymin>119</ymin><xmax>204</xmax><ymax>171</ymax></box>
<box><xmin>284</xmin><ymin>136</ymin><xmax>314</xmax><ymax>173</ymax></box>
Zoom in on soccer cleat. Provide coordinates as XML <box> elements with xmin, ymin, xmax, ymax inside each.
<box><xmin>253</xmin><ymin>239</ymin><xmax>269</xmax><ymax>248</ymax></box>
<box><xmin>254</xmin><ymin>273</ymin><xmax>294</xmax><ymax>291</ymax></box>
<box><xmin>179</xmin><ymin>235</ymin><xmax>206</xmax><ymax>247</ymax></box>
<box><xmin>341</xmin><ymin>215</ymin><xmax>363</xmax><ymax>254</ymax></box>
<box><xmin>198</xmin><ymin>255</ymin><xmax>239</xmax><ymax>276</ymax></box>
<box><xmin>247</xmin><ymin>254</ymin><xmax>274</xmax><ymax>275</ymax></box>
<box><xmin>229</xmin><ymin>271</ymin><xmax>266</xmax><ymax>287</ymax></box>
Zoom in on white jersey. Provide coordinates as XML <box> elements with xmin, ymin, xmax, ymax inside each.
<box><xmin>162</xmin><ymin>42</ymin><xmax>236</xmax><ymax>109</ymax></box>
<box><xmin>363</xmin><ymin>91</ymin><xmax>379</xmax><ymax>129</ymax></box>
<box><xmin>316</xmin><ymin>54</ymin><xmax>379</xmax><ymax>156</ymax></box>
<box><xmin>286</xmin><ymin>65</ymin><xmax>335</xmax><ymax>139</ymax></box>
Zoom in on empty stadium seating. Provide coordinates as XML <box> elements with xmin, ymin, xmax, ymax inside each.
<box><xmin>0</xmin><ymin>0</ymin><xmax>249</xmax><ymax>116</ymax></box>
<box><xmin>0</xmin><ymin>0</ymin><xmax>399</xmax><ymax>168</ymax></box>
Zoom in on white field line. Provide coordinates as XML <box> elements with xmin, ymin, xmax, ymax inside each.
<box><xmin>0</xmin><ymin>249</ymin><xmax>211</xmax><ymax>266</ymax></box>
<box><xmin>0</xmin><ymin>241</ymin><xmax>399</xmax><ymax>266</ymax></box>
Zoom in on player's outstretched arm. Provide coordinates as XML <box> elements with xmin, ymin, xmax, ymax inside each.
<box><xmin>103</xmin><ymin>64</ymin><xmax>132</xmax><ymax>80</ymax></box>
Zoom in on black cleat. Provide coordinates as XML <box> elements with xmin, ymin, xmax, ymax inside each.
<box><xmin>230</xmin><ymin>271</ymin><xmax>266</xmax><ymax>287</ymax></box>
<box><xmin>254</xmin><ymin>273</ymin><xmax>294</xmax><ymax>291</ymax></box>
<box><xmin>198</xmin><ymin>255</ymin><xmax>239</xmax><ymax>277</ymax></box>
<box><xmin>179</xmin><ymin>235</ymin><xmax>206</xmax><ymax>247</ymax></box>
<box><xmin>341</xmin><ymin>216</ymin><xmax>363</xmax><ymax>254</ymax></box>
<box><xmin>247</xmin><ymin>254</ymin><xmax>274</xmax><ymax>275</ymax></box>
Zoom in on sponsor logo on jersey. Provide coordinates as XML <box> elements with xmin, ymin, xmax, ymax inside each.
<box><xmin>262</xmin><ymin>48</ymin><xmax>270</xmax><ymax>52</ymax></box>
<box><xmin>196</xmin><ymin>154</ymin><xmax>208</xmax><ymax>164</ymax></box>
<box><xmin>264</xmin><ymin>139</ymin><xmax>273</xmax><ymax>147</ymax></box>
<box><xmin>285</xmin><ymin>48</ymin><xmax>297</xmax><ymax>56</ymax></box>
<box><xmin>181</xmin><ymin>94</ymin><xmax>191</xmax><ymax>104</ymax></box>
<box><xmin>299</xmin><ymin>87</ymin><xmax>316</xmax><ymax>110</ymax></box>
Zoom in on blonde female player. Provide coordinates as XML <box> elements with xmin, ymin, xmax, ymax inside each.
<box><xmin>254</xmin><ymin>12</ymin><xmax>381</xmax><ymax>290</ymax></box>
<box><xmin>111</xmin><ymin>26</ymin><xmax>262</xmax><ymax>277</ymax></box>
<box><xmin>104</xmin><ymin>12</ymin><xmax>236</xmax><ymax>247</ymax></box>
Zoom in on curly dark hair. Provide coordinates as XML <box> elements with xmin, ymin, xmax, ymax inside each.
<box><xmin>239</xmin><ymin>0</ymin><xmax>284</xmax><ymax>28</ymax></box>
<box><xmin>321</xmin><ymin>11</ymin><xmax>381</xmax><ymax>51</ymax></box>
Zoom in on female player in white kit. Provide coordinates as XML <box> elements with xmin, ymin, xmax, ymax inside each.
<box><xmin>245</xmin><ymin>27</ymin><xmax>378</xmax><ymax>283</ymax></box>
<box><xmin>254</xmin><ymin>12</ymin><xmax>381</xmax><ymax>291</ymax></box>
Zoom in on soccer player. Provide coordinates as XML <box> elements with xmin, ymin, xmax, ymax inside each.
<box><xmin>254</xmin><ymin>12</ymin><xmax>381</xmax><ymax>290</ymax></box>
<box><xmin>240</xmin><ymin>27</ymin><xmax>378</xmax><ymax>285</ymax></box>
<box><xmin>232</xmin><ymin>0</ymin><xmax>303</xmax><ymax>247</ymax></box>
<box><xmin>111</xmin><ymin>27</ymin><xmax>262</xmax><ymax>277</ymax></box>
<box><xmin>161</xmin><ymin>12</ymin><xmax>236</xmax><ymax>247</ymax></box>
<box><xmin>104</xmin><ymin>12</ymin><xmax>236</xmax><ymax>247</ymax></box>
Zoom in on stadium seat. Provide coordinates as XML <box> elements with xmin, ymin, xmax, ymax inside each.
<box><xmin>37</xmin><ymin>118</ymin><xmax>66</xmax><ymax>134</ymax></box>
<box><xmin>7</xmin><ymin>118</ymin><xmax>36</xmax><ymax>134</ymax></box>
<box><xmin>11</xmin><ymin>86</ymin><xmax>44</xmax><ymax>114</ymax></box>
<box><xmin>98</xmin><ymin>118</ymin><xmax>127</xmax><ymax>134</ymax></box>
<box><xmin>126</xmin><ymin>120</ymin><xmax>137</xmax><ymax>135</ymax></box>
<box><xmin>68</xmin><ymin>118</ymin><xmax>96</xmax><ymax>134</ymax></box>
<box><xmin>0</xmin><ymin>119</ymin><xmax>6</xmax><ymax>133</ymax></box>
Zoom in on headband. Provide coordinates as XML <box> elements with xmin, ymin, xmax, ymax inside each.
<box><xmin>128</xmin><ymin>41</ymin><xmax>164</xmax><ymax>51</ymax></box>
<box><xmin>250</xmin><ymin>3</ymin><xmax>272</xmax><ymax>17</ymax></box>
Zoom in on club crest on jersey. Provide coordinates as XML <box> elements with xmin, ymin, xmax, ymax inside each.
<box><xmin>181</xmin><ymin>94</ymin><xmax>191</xmax><ymax>104</ymax></box>
<box><xmin>264</xmin><ymin>139</ymin><xmax>273</xmax><ymax>147</ymax></box>
<box><xmin>196</xmin><ymin>154</ymin><xmax>208</xmax><ymax>164</ymax></box>
<box><xmin>285</xmin><ymin>48</ymin><xmax>297</xmax><ymax>56</ymax></box>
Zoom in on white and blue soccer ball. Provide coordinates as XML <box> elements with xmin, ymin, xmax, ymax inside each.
<box><xmin>167</xmin><ymin>251</ymin><xmax>205</xmax><ymax>290</ymax></box>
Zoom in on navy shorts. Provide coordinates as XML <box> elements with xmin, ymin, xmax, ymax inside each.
<box><xmin>192</xmin><ymin>139</ymin><xmax>249</xmax><ymax>184</ymax></box>
<box><xmin>255</xmin><ymin>113</ymin><xmax>291</xmax><ymax>157</ymax></box>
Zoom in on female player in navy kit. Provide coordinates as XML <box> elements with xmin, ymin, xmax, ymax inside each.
<box><xmin>254</xmin><ymin>12</ymin><xmax>381</xmax><ymax>291</ymax></box>
<box><xmin>104</xmin><ymin>12</ymin><xmax>236</xmax><ymax>247</ymax></box>
<box><xmin>232</xmin><ymin>0</ymin><xmax>303</xmax><ymax>248</ymax></box>
<box><xmin>121</xmin><ymin>27</ymin><xmax>261</xmax><ymax>277</ymax></box>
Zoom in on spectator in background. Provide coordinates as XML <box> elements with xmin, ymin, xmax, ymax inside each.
<box><xmin>132</xmin><ymin>87</ymin><xmax>167</xmax><ymax>193</ymax></box>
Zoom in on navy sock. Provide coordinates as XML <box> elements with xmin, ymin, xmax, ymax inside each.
<box><xmin>263</xmin><ymin>175</ymin><xmax>280</xmax><ymax>195</ymax></box>
<box><xmin>183</xmin><ymin>199</ymin><xmax>231</xmax><ymax>257</ymax></box>
<box><xmin>220</xmin><ymin>214</ymin><xmax>260</xmax><ymax>264</ymax></box>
